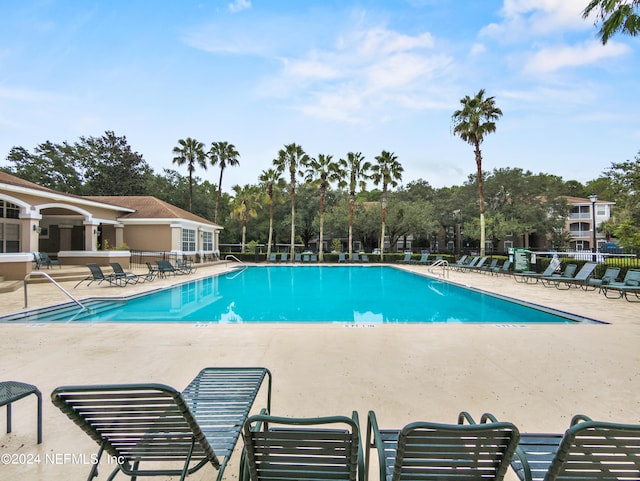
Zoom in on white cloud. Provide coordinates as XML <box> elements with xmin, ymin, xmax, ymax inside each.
<box><xmin>524</xmin><ymin>40</ymin><xmax>630</xmax><ymax>73</ymax></box>
<box><xmin>228</xmin><ymin>0</ymin><xmax>251</xmax><ymax>14</ymax></box>
<box><xmin>481</xmin><ymin>0</ymin><xmax>588</xmax><ymax>41</ymax></box>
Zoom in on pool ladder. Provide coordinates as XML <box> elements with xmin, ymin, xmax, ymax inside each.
<box><xmin>24</xmin><ymin>271</ymin><xmax>87</xmax><ymax>310</ymax></box>
<box><xmin>427</xmin><ymin>259</ymin><xmax>449</xmax><ymax>279</ymax></box>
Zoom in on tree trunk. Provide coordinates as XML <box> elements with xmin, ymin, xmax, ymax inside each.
<box><xmin>380</xmin><ymin>187</ymin><xmax>387</xmax><ymax>261</ymax></box>
<box><xmin>290</xmin><ymin>179</ymin><xmax>296</xmax><ymax>259</ymax></box>
<box><xmin>475</xmin><ymin>143</ymin><xmax>485</xmax><ymax>257</ymax></box>
<box><xmin>267</xmin><ymin>196</ymin><xmax>274</xmax><ymax>259</ymax></box>
<box><xmin>348</xmin><ymin>194</ymin><xmax>355</xmax><ymax>259</ymax></box>
<box><xmin>215</xmin><ymin>168</ymin><xmax>224</xmax><ymax>224</ymax></box>
<box><xmin>319</xmin><ymin>191</ymin><xmax>325</xmax><ymax>262</ymax></box>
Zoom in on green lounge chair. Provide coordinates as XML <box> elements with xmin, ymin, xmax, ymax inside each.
<box><xmin>279</xmin><ymin>253</ymin><xmax>288</xmax><ymax>262</ymax></box>
<box><xmin>74</xmin><ymin>263</ymin><xmax>125</xmax><ymax>288</ymax></box>
<box><xmin>601</xmin><ymin>268</ymin><xmax>640</xmax><ymax>301</ymax></box>
<box><xmin>1</xmin><ymin>381</ymin><xmax>42</xmax><ymax>444</ymax></box>
<box><xmin>449</xmin><ymin>254</ymin><xmax>469</xmax><ymax>270</ymax></box>
<box><xmin>240</xmin><ymin>412</ymin><xmax>363</xmax><ymax>481</ymax></box>
<box><xmin>586</xmin><ymin>266</ymin><xmax>620</xmax><ymax>291</ymax></box>
<box><xmin>294</xmin><ymin>253</ymin><xmax>302</xmax><ymax>262</ymax></box>
<box><xmin>365</xmin><ymin>410</ymin><xmax>519</xmax><ymax>481</ymax></box>
<box><xmin>39</xmin><ymin>252</ymin><xmax>61</xmax><ymax>269</ymax></box>
<box><xmin>268</xmin><ymin>253</ymin><xmax>277</xmax><ymax>262</ymax></box>
<box><xmin>479</xmin><ymin>258</ymin><xmax>499</xmax><ymax>273</ymax></box>
<box><xmin>303</xmin><ymin>254</ymin><xmax>310</xmax><ymax>262</ymax></box>
<box><xmin>540</xmin><ymin>263</ymin><xmax>578</xmax><ymax>287</ymax></box>
<box><xmin>513</xmin><ymin>258</ymin><xmax>561</xmax><ymax>283</ymax></box>
<box><xmin>351</xmin><ymin>253</ymin><xmax>360</xmax><ymax>262</ymax></box>
<box><xmin>338</xmin><ymin>253</ymin><xmax>346</xmax><ymax>263</ymax></box>
<box><xmin>492</xmin><ymin>259</ymin><xmax>511</xmax><ymax>276</ymax></box>
<box><xmin>411</xmin><ymin>253</ymin><xmax>430</xmax><ymax>264</ymax></box>
<box><xmin>52</xmin><ymin>367</ymin><xmax>272</xmax><ymax>481</ymax></box>
<box><xmin>110</xmin><ymin>262</ymin><xmax>154</xmax><ymax>284</ymax></box>
<box><xmin>456</xmin><ymin>256</ymin><xmax>484</xmax><ymax>272</ymax></box>
<box><xmin>502</xmin><ymin>414</ymin><xmax>640</xmax><ymax>481</ymax></box>
<box><xmin>543</xmin><ymin>262</ymin><xmax>597</xmax><ymax>289</ymax></box>
<box><xmin>361</xmin><ymin>254</ymin><xmax>369</xmax><ymax>263</ymax></box>
<box><xmin>156</xmin><ymin>259</ymin><xmax>181</xmax><ymax>277</ymax></box>
<box><xmin>176</xmin><ymin>258</ymin><xmax>196</xmax><ymax>274</ymax></box>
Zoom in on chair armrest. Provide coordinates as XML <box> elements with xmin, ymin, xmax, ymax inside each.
<box><xmin>352</xmin><ymin>411</ymin><xmax>364</xmax><ymax>481</ymax></box>
<box><xmin>458</xmin><ymin>411</ymin><xmax>477</xmax><ymax>424</ymax></box>
<box><xmin>570</xmin><ymin>414</ymin><xmax>593</xmax><ymax>426</ymax></box>
<box><xmin>480</xmin><ymin>412</ymin><xmax>499</xmax><ymax>423</ymax></box>
<box><xmin>365</xmin><ymin>410</ymin><xmax>386</xmax><ymax>481</ymax></box>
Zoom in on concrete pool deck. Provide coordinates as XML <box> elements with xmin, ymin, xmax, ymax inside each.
<box><xmin>1</xmin><ymin>262</ymin><xmax>638</xmax><ymax>480</ymax></box>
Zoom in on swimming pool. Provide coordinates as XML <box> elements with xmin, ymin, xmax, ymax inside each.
<box><xmin>1</xmin><ymin>266</ymin><xmax>598</xmax><ymax>324</ymax></box>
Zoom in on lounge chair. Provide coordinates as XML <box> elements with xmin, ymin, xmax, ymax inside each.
<box><xmin>452</xmin><ymin>255</ymin><xmax>478</xmax><ymax>271</ymax></box>
<box><xmin>74</xmin><ymin>263</ymin><xmax>125</xmax><ymax>288</ymax></box>
<box><xmin>351</xmin><ymin>253</ymin><xmax>360</xmax><ymax>262</ymax></box>
<box><xmin>52</xmin><ymin>367</ymin><xmax>272</xmax><ymax>481</ymax></box>
<box><xmin>586</xmin><ymin>266</ymin><xmax>620</xmax><ymax>291</ymax></box>
<box><xmin>361</xmin><ymin>254</ymin><xmax>369</xmax><ymax>263</ymax></box>
<box><xmin>491</xmin><ymin>259</ymin><xmax>511</xmax><ymax>276</ymax></box>
<box><xmin>0</xmin><ymin>381</ymin><xmax>42</xmax><ymax>444</ymax></box>
<box><xmin>543</xmin><ymin>262</ymin><xmax>597</xmax><ymax>289</ymax></box>
<box><xmin>411</xmin><ymin>253</ymin><xmax>430</xmax><ymax>264</ymax></box>
<box><xmin>513</xmin><ymin>258</ymin><xmax>561</xmax><ymax>283</ymax></box>
<box><xmin>156</xmin><ymin>259</ymin><xmax>180</xmax><ymax>277</ymax></box>
<box><xmin>456</xmin><ymin>256</ymin><xmax>484</xmax><ymax>272</ymax></box>
<box><xmin>539</xmin><ymin>263</ymin><xmax>578</xmax><ymax>288</ymax></box>
<box><xmin>279</xmin><ymin>253</ymin><xmax>288</xmax><ymax>262</ymax></box>
<box><xmin>240</xmin><ymin>411</ymin><xmax>363</xmax><ymax>481</ymax></box>
<box><xmin>294</xmin><ymin>253</ymin><xmax>302</xmax><ymax>262</ymax></box>
<box><xmin>501</xmin><ymin>413</ymin><xmax>640</xmax><ymax>481</ymax></box>
<box><xmin>176</xmin><ymin>258</ymin><xmax>196</xmax><ymax>274</ymax></box>
<box><xmin>146</xmin><ymin>261</ymin><xmax>160</xmax><ymax>277</ymax></box>
<box><xmin>110</xmin><ymin>262</ymin><xmax>154</xmax><ymax>284</ymax></box>
<box><xmin>32</xmin><ymin>252</ymin><xmax>42</xmax><ymax>270</ymax></box>
<box><xmin>338</xmin><ymin>253</ymin><xmax>346</xmax><ymax>263</ymax></box>
<box><xmin>396</xmin><ymin>253</ymin><xmax>412</xmax><ymax>264</ymax></box>
<box><xmin>311</xmin><ymin>254</ymin><xmax>318</xmax><ymax>262</ymax></box>
<box><xmin>479</xmin><ymin>258</ymin><xmax>499</xmax><ymax>273</ymax></box>
<box><xmin>302</xmin><ymin>254</ymin><xmax>310</xmax><ymax>262</ymax></box>
<box><xmin>600</xmin><ymin>268</ymin><xmax>640</xmax><ymax>301</ymax></box>
<box><xmin>449</xmin><ymin>254</ymin><xmax>469</xmax><ymax>270</ymax></box>
<box><xmin>268</xmin><ymin>253</ymin><xmax>277</xmax><ymax>262</ymax></box>
<box><xmin>39</xmin><ymin>252</ymin><xmax>61</xmax><ymax>269</ymax></box>
<box><xmin>365</xmin><ymin>410</ymin><xmax>519</xmax><ymax>481</ymax></box>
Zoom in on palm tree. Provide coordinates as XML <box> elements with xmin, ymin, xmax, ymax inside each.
<box><xmin>337</xmin><ymin>152</ymin><xmax>371</xmax><ymax>260</ymax></box>
<box><xmin>305</xmin><ymin>154</ymin><xmax>340</xmax><ymax>262</ymax></box>
<box><xmin>172</xmin><ymin>137</ymin><xmax>207</xmax><ymax>212</ymax></box>
<box><xmin>451</xmin><ymin>89</ymin><xmax>503</xmax><ymax>257</ymax></box>
<box><xmin>229</xmin><ymin>184</ymin><xmax>261</xmax><ymax>253</ymax></box>
<box><xmin>209</xmin><ymin>141</ymin><xmax>240</xmax><ymax>223</ymax></box>
<box><xmin>371</xmin><ymin>151</ymin><xmax>403</xmax><ymax>261</ymax></box>
<box><xmin>583</xmin><ymin>0</ymin><xmax>639</xmax><ymax>44</ymax></box>
<box><xmin>273</xmin><ymin>143</ymin><xmax>309</xmax><ymax>258</ymax></box>
<box><xmin>259</xmin><ymin>168</ymin><xmax>284</xmax><ymax>259</ymax></box>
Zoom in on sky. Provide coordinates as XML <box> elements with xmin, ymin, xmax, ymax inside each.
<box><xmin>1</xmin><ymin>0</ymin><xmax>639</xmax><ymax>192</ymax></box>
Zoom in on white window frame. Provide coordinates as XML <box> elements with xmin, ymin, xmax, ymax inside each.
<box><xmin>182</xmin><ymin>228</ymin><xmax>196</xmax><ymax>252</ymax></box>
<box><xmin>202</xmin><ymin>231</ymin><xmax>213</xmax><ymax>251</ymax></box>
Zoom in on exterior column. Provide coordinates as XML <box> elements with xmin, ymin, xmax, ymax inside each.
<box><xmin>170</xmin><ymin>224</ymin><xmax>182</xmax><ymax>252</ymax></box>
<box><xmin>84</xmin><ymin>222</ymin><xmax>99</xmax><ymax>251</ymax></box>
<box><xmin>114</xmin><ymin>224</ymin><xmax>125</xmax><ymax>248</ymax></box>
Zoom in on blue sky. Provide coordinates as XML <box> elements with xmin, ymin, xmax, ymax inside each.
<box><xmin>1</xmin><ymin>0</ymin><xmax>638</xmax><ymax>191</ymax></box>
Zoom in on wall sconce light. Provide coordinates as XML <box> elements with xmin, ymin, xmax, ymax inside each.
<box><xmin>93</xmin><ymin>229</ymin><xmax>97</xmax><ymax>235</ymax></box>
<box><xmin>33</xmin><ymin>225</ymin><xmax>42</xmax><ymax>233</ymax></box>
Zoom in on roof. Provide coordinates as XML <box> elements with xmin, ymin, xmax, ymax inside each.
<box><xmin>565</xmin><ymin>196</ymin><xmax>615</xmax><ymax>205</ymax></box>
<box><xmin>86</xmin><ymin>196</ymin><xmax>221</xmax><ymax>228</ymax></box>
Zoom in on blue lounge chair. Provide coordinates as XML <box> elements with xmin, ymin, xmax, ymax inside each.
<box><xmin>361</xmin><ymin>254</ymin><xmax>369</xmax><ymax>263</ymax></box>
<box><xmin>351</xmin><ymin>253</ymin><xmax>360</xmax><ymax>262</ymax></box>
<box><xmin>366</xmin><ymin>410</ymin><xmax>519</xmax><ymax>481</ymax></box>
<box><xmin>294</xmin><ymin>253</ymin><xmax>302</xmax><ymax>262</ymax></box>
<box><xmin>338</xmin><ymin>253</ymin><xmax>346</xmax><ymax>263</ymax></box>
<box><xmin>396</xmin><ymin>253</ymin><xmax>412</xmax><ymax>264</ymax></box>
<box><xmin>411</xmin><ymin>253</ymin><xmax>430</xmax><ymax>265</ymax></box>
<box><xmin>268</xmin><ymin>253</ymin><xmax>277</xmax><ymax>262</ymax></box>
<box><xmin>241</xmin><ymin>411</ymin><xmax>363</xmax><ymax>481</ymax></box>
<box><xmin>302</xmin><ymin>254</ymin><xmax>310</xmax><ymax>262</ymax></box>
<box><xmin>52</xmin><ymin>367</ymin><xmax>272</xmax><ymax>481</ymax></box>
<box><xmin>279</xmin><ymin>253</ymin><xmax>288</xmax><ymax>262</ymax></box>
<box><xmin>492</xmin><ymin>259</ymin><xmax>511</xmax><ymax>276</ymax></box>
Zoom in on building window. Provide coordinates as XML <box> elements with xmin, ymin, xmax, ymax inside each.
<box><xmin>182</xmin><ymin>228</ymin><xmax>196</xmax><ymax>252</ymax></box>
<box><xmin>0</xmin><ymin>201</ymin><xmax>21</xmax><ymax>253</ymax></box>
<box><xmin>596</xmin><ymin>204</ymin><xmax>606</xmax><ymax>216</ymax></box>
<box><xmin>503</xmin><ymin>240</ymin><xmax>513</xmax><ymax>253</ymax></box>
<box><xmin>202</xmin><ymin>231</ymin><xmax>213</xmax><ymax>251</ymax></box>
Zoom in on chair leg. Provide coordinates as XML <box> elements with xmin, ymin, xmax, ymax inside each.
<box><xmin>6</xmin><ymin>402</ymin><xmax>11</xmax><ymax>434</ymax></box>
<box><xmin>35</xmin><ymin>389</ymin><xmax>42</xmax><ymax>444</ymax></box>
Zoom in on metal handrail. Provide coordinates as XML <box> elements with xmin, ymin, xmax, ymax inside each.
<box><xmin>427</xmin><ymin>259</ymin><xmax>449</xmax><ymax>278</ymax></box>
<box><xmin>24</xmin><ymin>271</ymin><xmax>87</xmax><ymax>310</ymax></box>
<box><xmin>225</xmin><ymin>254</ymin><xmax>245</xmax><ymax>265</ymax></box>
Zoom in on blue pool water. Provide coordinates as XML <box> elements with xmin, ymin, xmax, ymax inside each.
<box><xmin>2</xmin><ymin>266</ymin><xmax>596</xmax><ymax>324</ymax></box>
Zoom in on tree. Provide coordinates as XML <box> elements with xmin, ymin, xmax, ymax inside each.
<box><xmin>209</xmin><ymin>141</ymin><xmax>240</xmax><ymax>224</ymax></box>
<box><xmin>371</xmin><ymin>151</ymin><xmax>403</xmax><ymax>261</ymax></box>
<box><xmin>452</xmin><ymin>89</ymin><xmax>503</xmax><ymax>257</ymax></box>
<box><xmin>80</xmin><ymin>131</ymin><xmax>152</xmax><ymax>196</ymax></box>
<box><xmin>337</xmin><ymin>152</ymin><xmax>371</xmax><ymax>259</ymax></box>
<box><xmin>172</xmin><ymin>137</ymin><xmax>207</xmax><ymax>212</ymax></box>
<box><xmin>259</xmin><ymin>168</ymin><xmax>285</xmax><ymax>259</ymax></box>
<box><xmin>273</xmin><ymin>143</ymin><xmax>309</xmax><ymax>257</ymax></box>
<box><xmin>305</xmin><ymin>153</ymin><xmax>340</xmax><ymax>261</ymax></box>
<box><xmin>229</xmin><ymin>184</ymin><xmax>262</xmax><ymax>253</ymax></box>
<box><xmin>583</xmin><ymin>0</ymin><xmax>640</xmax><ymax>44</ymax></box>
